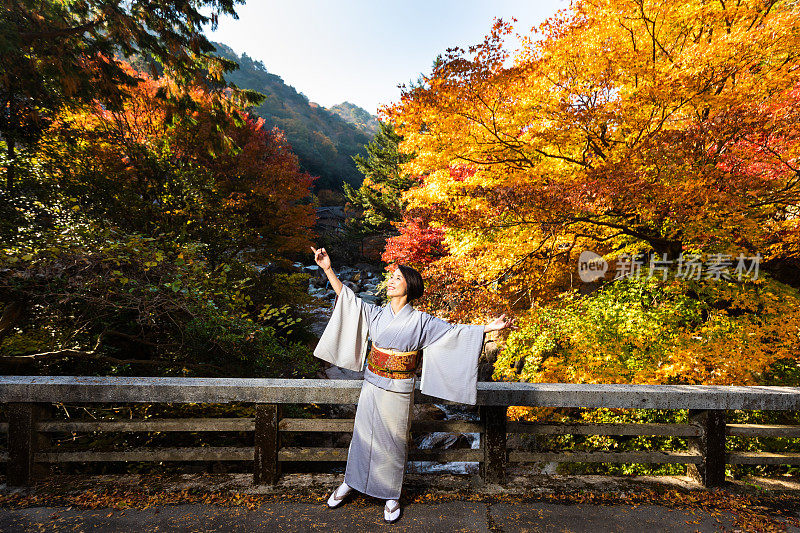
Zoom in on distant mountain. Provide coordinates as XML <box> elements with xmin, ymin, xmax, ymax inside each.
<box><xmin>328</xmin><ymin>102</ymin><xmax>379</xmax><ymax>136</ymax></box>
<box><xmin>214</xmin><ymin>43</ymin><xmax>372</xmax><ymax>191</ymax></box>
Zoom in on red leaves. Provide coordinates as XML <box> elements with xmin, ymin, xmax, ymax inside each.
<box><xmin>46</xmin><ymin>61</ymin><xmax>317</xmax><ymax>259</ymax></box>
<box><xmin>449</xmin><ymin>165</ymin><xmax>476</xmax><ymax>182</ymax></box>
<box><xmin>382</xmin><ymin>216</ymin><xmax>447</xmax><ymax>266</ymax></box>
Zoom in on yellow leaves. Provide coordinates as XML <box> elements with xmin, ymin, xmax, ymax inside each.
<box><xmin>763</xmin><ymin>218</ymin><xmax>800</xmax><ymax>261</ymax></box>
<box><xmin>388</xmin><ymin>0</ymin><xmax>800</xmax><ymax>387</ymax></box>
<box><xmin>110</xmin><ymin>270</ymin><xmax>130</xmax><ymax>285</ymax></box>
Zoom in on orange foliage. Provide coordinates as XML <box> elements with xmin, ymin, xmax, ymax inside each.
<box><xmin>41</xmin><ymin>63</ymin><xmax>315</xmax><ymax>261</ymax></box>
<box><xmin>380</xmin><ymin>0</ymin><xmax>800</xmax><ymax>384</ymax></box>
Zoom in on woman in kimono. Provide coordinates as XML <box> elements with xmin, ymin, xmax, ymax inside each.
<box><xmin>310</xmin><ymin>246</ymin><xmax>514</xmax><ymax>523</ymax></box>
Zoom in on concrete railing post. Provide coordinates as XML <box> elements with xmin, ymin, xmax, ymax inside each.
<box><xmin>687</xmin><ymin>409</ymin><xmax>727</xmax><ymax>487</ymax></box>
<box><xmin>254</xmin><ymin>403</ymin><xmax>280</xmax><ymax>485</ymax></box>
<box><xmin>481</xmin><ymin>405</ymin><xmax>507</xmax><ymax>484</ymax></box>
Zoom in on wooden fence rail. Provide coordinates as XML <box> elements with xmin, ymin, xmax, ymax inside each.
<box><xmin>1</xmin><ymin>376</ymin><xmax>799</xmax><ymax>488</ymax></box>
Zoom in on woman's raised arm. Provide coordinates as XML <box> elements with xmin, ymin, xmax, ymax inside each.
<box><xmin>311</xmin><ymin>246</ymin><xmax>343</xmax><ymax>295</ymax></box>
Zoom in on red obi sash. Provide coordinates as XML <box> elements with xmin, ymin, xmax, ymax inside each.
<box><xmin>367</xmin><ymin>345</ymin><xmax>420</xmax><ymax>379</ymax></box>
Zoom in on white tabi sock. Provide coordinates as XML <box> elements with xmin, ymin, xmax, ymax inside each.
<box><xmin>335</xmin><ymin>482</ymin><xmax>351</xmax><ymax>498</ymax></box>
<box><xmin>327</xmin><ymin>482</ymin><xmax>351</xmax><ymax>508</ymax></box>
<box><xmin>384</xmin><ymin>499</ymin><xmax>401</xmax><ymax>522</ymax></box>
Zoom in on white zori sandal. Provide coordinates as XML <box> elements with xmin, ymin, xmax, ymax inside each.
<box><xmin>384</xmin><ymin>499</ymin><xmax>401</xmax><ymax>523</ymax></box>
<box><xmin>327</xmin><ymin>482</ymin><xmax>352</xmax><ymax>508</ymax></box>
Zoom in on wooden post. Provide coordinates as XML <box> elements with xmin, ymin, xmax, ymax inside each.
<box><xmin>34</xmin><ymin>403</ymin><xmax>54</xmax><ymax>480</ymax></box>
<box><xmin>687</xmin><ymin>409</ymin><xmax>726</xmax><ymax>487</ymax></box>
<box><xmin>481</xmin><ymin>406</ymin><xmax>507</xmax><ymax>484</ymax></box>
<box><xmin>254</xmin><ymin>403</ymin><xmax>280</xmax><ymax>485</ymax></box>
<box><xmin>7</xmin><ymin>403</ymin><xmax>39</xmax><ymax>486</ymax></box>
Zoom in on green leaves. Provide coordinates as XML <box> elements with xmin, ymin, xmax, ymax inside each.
<box><xmin>257</xmin><ymin>303</ymin><xmax>301</xmax><ymax>337</ymax></box>
<box><xmin>494</xmin><ymin>272</ymin><xmax>800</xmax><ymax>386</ymax></box>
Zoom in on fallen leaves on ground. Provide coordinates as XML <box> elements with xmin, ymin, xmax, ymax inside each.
<box><xmin>1</xmin><ymin>476</ymin><xmax>798</xmax><ymax>532</ymax></box>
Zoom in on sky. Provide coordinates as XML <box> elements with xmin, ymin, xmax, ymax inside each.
<box><xmin>204</xmin><ymin>0</ymin><xmax>569</xmax><ymax>116</ymax></box>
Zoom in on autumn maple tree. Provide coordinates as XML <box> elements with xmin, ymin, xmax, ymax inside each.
<box><xmin>1</xmin><ymin>60</ymin><xmax>319</xmax><ymax>377</ymax></box>
<box><xmin>0</xmin><ymin>0</ymin><xmax>256</xmax><ymax>191</ymax></box>
<box><xmin>39</xmin><ymin>66</ymin><xmax>315</xmax><ymax>265</ymax></box>
<box><xmin>383</xmin><ymin>0</ymin><xmax>800</xmax><ymax>385</ymax></box>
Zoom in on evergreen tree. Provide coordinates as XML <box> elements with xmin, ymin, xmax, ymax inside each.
<box><xmin>344</xmin><ymin>121</ymin><xmax>416</xmax><ymax>237</ymax></box>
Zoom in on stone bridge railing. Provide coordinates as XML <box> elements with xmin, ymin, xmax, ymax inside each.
<box><xmin>1</xmin><ymin>376</ymin><xmax>798</xmax><ymax>488</ymax></box>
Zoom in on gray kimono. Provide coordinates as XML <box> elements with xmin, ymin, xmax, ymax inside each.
<box><xmin>313</xmin><ymin>285</ymin><xmax>485</xmax><ymax>499</ymax></box>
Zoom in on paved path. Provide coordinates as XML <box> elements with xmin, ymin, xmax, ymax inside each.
<box><xmin>0</xmin><ymin>499</ymin><xmax>739</xmax><ymax>532</ymax></box>
<box><xmin>4</xmin><ymin>473</ymin><xmax>799</xmax><ymax>531</ymax></box>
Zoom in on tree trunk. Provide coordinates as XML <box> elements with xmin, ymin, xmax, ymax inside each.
<box><xmin>4</xmin><ymin>92</ymin><xmax>18</xmax><ymax>191</ymax></box>
<box><xmin>6</xmin><ymin>135</ymin><xmax>15</xmax><ymax>191</ymax></box>
<box><xmin>0</xmin><ymin>300</ymin><xmax>27</xmax><ymax>344</ymax></box>
<box><xmin>651</xmin><ymin>238</ymin><xmax>683</xmax><ymax>261</ymax></box>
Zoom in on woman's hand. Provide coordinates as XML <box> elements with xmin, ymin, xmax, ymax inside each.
<box><xmin>311</xmin><ymin>245</ymin><xmax>343</xmax><ymax>295</ymax></box>
<box><xmin>484</xmin><ymin>314</ymin><xmax>516</xmax><ymax>333</ymax></box>
<box><xmin>311</xmin><ymin>246</ymin><xmax>331</xmax><ymax>271</ymax></box>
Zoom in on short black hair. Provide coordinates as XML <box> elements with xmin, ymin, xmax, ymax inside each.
<box><xmin>397</xmin><ymin>264</ymin><xmax>424</xmax><ymax>302</ymax></box>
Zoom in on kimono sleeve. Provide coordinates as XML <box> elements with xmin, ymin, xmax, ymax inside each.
<box><xmin>419</xmin><ymin>314</ymin><xmax>485</xmax><ymax>405</ymax></box>
<box><xmin>312</xmin><ymin>285</ymin><xmax>377</xmax><ymax>372</ymax></box>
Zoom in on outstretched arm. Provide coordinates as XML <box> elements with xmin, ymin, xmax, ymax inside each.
<box><xmin>420</xmin><ymin>312</ymin><xmax>516</xmax><ymax>348</ymax></box>
<box><xmin>311</xmin><ymin>246</ymin><xmax>343</xmax><ymax>295</ymax></box>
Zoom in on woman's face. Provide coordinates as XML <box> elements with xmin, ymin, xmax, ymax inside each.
<box><xmin>386</xmin><ymin>268</ymin><xmax>408</xmax><ymax>298</ymax></box>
